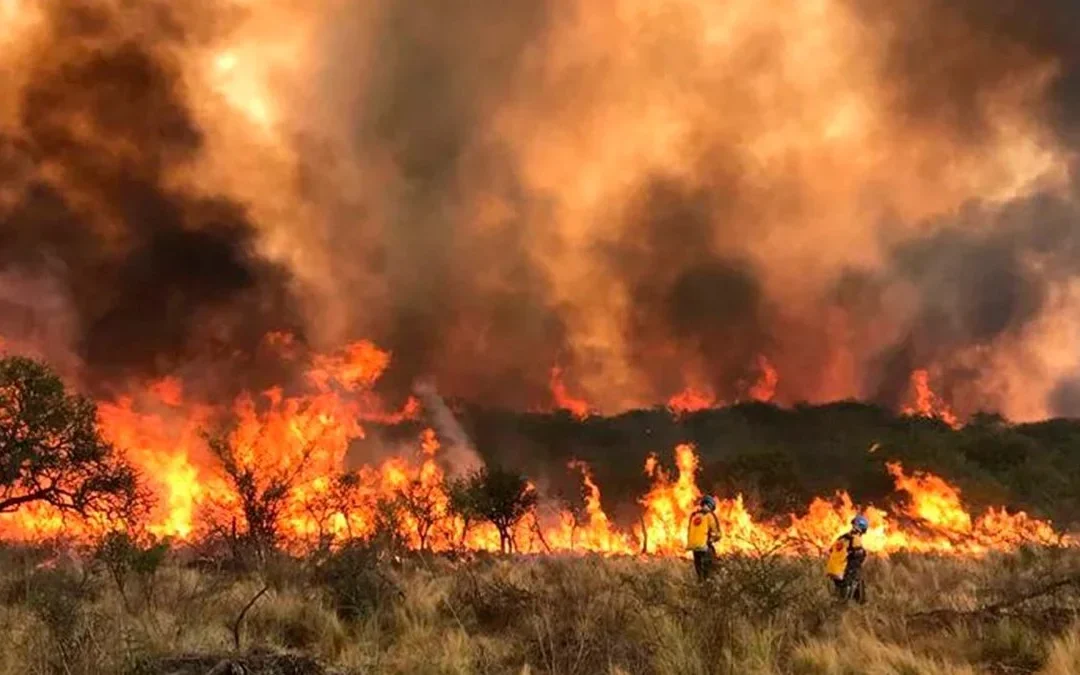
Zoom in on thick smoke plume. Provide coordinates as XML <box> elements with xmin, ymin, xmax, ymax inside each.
<box><xmin>0</xmin><ymin>0</ymin><xmax>1079</xmax><ymax>420</ymax></box>
<box><xmin>0</xmin><ymin>1</ymin><xmax>302</xmax><ymax>399</ymax></box>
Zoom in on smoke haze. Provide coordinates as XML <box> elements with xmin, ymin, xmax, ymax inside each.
<box><xmin>0</xmin><ymin>0</ymin><xmax>1078</xmax><ymax>420</ymax></box>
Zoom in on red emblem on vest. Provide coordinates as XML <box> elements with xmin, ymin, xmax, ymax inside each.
<box><xmin>692</xmin><ymin>515</ymin><xmax>702</xmax><ymax>526</ymax></box>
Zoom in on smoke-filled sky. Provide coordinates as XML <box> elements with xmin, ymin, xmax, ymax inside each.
<box><xmin>0</xmin><ymin>0</ymin><xmax>1078</xmax><ymax>420</ymax></box>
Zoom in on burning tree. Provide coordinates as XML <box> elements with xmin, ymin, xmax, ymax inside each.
<box><xmin>207</xmin><ymin>433</ymin><xmax>315</xmax><ymax>563</ymax></box>
<box><xmin>448</xmin><ymin>477</ymin><xmax>479</xmax><ymax>549</ymax></box>
<box><xmin>0</xmin><ymin>356</ymin><xmax>139</xmax><ymax>523</ymax></box>
<box><xmin>455</xmin><ymin>466</ymin><xmax>538</xmax><ymax>554</ymax></box>
<box><xmin>300</xmin><ymin>471</ymin><xmax>364</xmax><ymax>550</ymax></box>
<box><xmin>397</xmin><ymin>477</ymin><xmax>445</xmax><ymax>552</ymax></box>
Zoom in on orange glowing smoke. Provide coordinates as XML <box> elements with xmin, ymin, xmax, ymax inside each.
<box><xmin>0</xmin><ymin>0</ymin><xmax>1074</xmax><ymax>429</ymax></box>
<box><xmin>549</xmin><ymin>366</ymin><xmax>591</xmax><ymax>419</ymax></box>
<box><xmin>748</xmin><ymin>355</ymin><xmax>779</xmax><ymax>403</ymax></box>
<box><xmin>903</xmin><ymin>369</ymin><xmax>961</xmax><ymax>428</ymax></box>
<box><xmin>667</xmin><ymin>386</ymin><xmax>717</xmax><ymax>416</ymax></box>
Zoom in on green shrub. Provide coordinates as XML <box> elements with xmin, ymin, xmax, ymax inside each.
<box><xmin>313</xmin><ymin>542</ymin><xmax>401</xmax><ymax>622</ymax></box>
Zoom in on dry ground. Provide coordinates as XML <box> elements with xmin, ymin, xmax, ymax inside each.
<box><xmin>1</xmin><ymin>544</ymin><xmax>1079</xmax><ymax>674</ymax></box>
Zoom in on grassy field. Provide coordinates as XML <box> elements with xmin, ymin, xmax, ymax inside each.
<box><xmin>1</xmin><ymin>544</ymin><xmax>1079</xmax><ymax>674</ymax></box>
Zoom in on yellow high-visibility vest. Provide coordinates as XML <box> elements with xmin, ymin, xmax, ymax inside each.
<box><xmin>686</xmin><ymin>509</ymin><xmax>721</xmax><ymax>551</ymax></box>
<box><xmin>826</xmin><ymin>533</ymin><xmax>862</xmax><ymax>579</ymax></box>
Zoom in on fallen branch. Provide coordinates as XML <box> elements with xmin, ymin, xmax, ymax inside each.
<box><xmin>910</xmin><ymin>573</ymin><xmax>1080</xmax><ymax>624</ymax></box>
<box><xmin>531</xmin><ymin>517</ymin><xmax>553</xmax><ymax>555</ymax></box>
<box><xmin>231</xmin><ymin>584</ymin><xmax>270</xmax><ymax>651</ymax></box>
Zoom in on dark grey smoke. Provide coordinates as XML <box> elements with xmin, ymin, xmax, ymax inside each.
<box><xmin>849</xmin><ymin>0</ymin><xmax>1080</xmax><ymax>140</ymax></box>
<box><xmin>602</xmin><ymin>174</ymin><xmax>774</xmax><ymax>401</ymax></box>
<box><xmin>0</xmin><ymin>3</ymin><xmax>302</xmax><ymax>395</ymax></box>
<box><xmin>333</xmin><ymin>0</ymin><xmax>562</xmax><ymax>407</ymax></box>
<box><xmin>868</xmin><ymin>189</ymin><xmax>1080</xmax><ymax>413</ymax></box>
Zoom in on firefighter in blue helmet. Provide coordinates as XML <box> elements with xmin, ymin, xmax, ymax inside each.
<box><xmin>686</xmin><ymin>495</ymin><xmax>722</xmax><ymax>580</ymax></box>
<box><xmin>826</xmin><ymin>514</ymin><xmax>869</xmax><ymax>602</ymax></box>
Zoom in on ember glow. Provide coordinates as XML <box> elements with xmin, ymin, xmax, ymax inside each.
<box><xmin>748</xmin><ymin>355</ymin><xmax>780</xmax><ymax>404</ymax></box>
<box><xmin>666</xmin><ymin>355</ymin><xmax>778</xmax><ymax>415</ymax></box>
<box><xmin>667</xmin><ymin>386</ymin><xmax>717</xmax><ymax>416</ymax></box>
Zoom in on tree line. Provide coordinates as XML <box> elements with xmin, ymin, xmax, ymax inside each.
<box><xmin>3</xmin><ymin>353</ymin><xmax>1080</xmax><ymax>560</ymax></box>
<box><xmin>366</xmin><ymin>401</ymin><xmax>1080</xmax><ymax>531</ymax></box>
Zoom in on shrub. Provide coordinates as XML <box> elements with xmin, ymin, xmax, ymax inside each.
<box><xmin>313</xmin><ymin>542</ymin><xmax>401</xmax><ymax>622</ymax></box>
<box><xmin>447</xmin><ymin>569</ymin><xmax>535</xmax><ymax>632</ymax></box>
<box><xmin>7</xmin><ymin>565</ymin><xmax>108</xmax><ymax>674</ymax></box>
<box><xmin>246</xmin><ymin>590</ymin><xmax>348</xmax><ymax>656</ymax></box>
<box><xmin>94</xmin><ymin>531</ymin><xmax>169</xmax><ymax>609</ymax></box>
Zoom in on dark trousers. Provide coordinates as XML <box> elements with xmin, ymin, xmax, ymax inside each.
<box><xmin>693</xmin><ymin>547</ymin><xmax>714</xmax><ymax>581</ymax></box>
<box><xmin>833</xmin><ymin>572</ymin><xmax>867</xmax><ymax>603</ymax></box>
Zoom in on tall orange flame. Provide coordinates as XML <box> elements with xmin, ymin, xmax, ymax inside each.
<box><xmin>903</xmin><ymin>369</ymin><xmax>961</xmax><ymax>428</ymax></box>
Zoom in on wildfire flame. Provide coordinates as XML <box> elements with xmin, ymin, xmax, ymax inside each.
<box><xmin>0</xmin><ymin>340</ymin><xmax>1066</xmax><ymax>559</ymax></box>
<box><xmin>667</xmin><ymin>386</ymin><xmax>717</xmax><ymax>416</ymax></box>
<box><xmin>549</xmin><ymin>366</ymin><xmax>592</xmax><ymax>419</ymax></box>
<box><xmin>666</xmin><ymin>355</ymin><xmax>779</xmax><ymax>416</ymax></box>
<box><xmin>748</xmin><ymin>355</ymin><xmax>779</xmax><ymax>403</ymax></box>
<box><xmin>902</xmin><ymin>369</ymin><xmax>961</xmax><ymax>429</ymax></box>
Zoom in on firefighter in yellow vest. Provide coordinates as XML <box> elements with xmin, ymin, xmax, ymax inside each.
<box><xmin>826</xmin><ymin>514</ymin><xmax>869</xmax><ymax>602</ymax></box>
<box><xmin>686</xmin><ymin>495</ymin><xmax>722</xmax><ymax>581</ymax></box>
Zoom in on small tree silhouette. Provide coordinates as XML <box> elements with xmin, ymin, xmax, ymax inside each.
<box><xmin>301</xmin><ymin>471</ymin><xmax>363</xmax><ymax>551</ymax></box>
<box><xmin>397</xmin><ymin>477</ymin><xmax>445</xmax><ymax>551</ymax></box>
<box><xmin>207</xmin><ymin>434</ymin><xmax>314</xmax><ymax>565</ymax></box>
<box><xmin>0</xmin><ymin>356</ymin><xmax>138</xmax><ymax>521</ymax></box>
<box><xmin>458</xmin><ymin>466</ymin><xmax>537</xmax><ymax>554</ymax></box>
<box><xmin>448</xmin><ymin>476</ymin><xmax>479</xmax><ymax>549</ymax></box>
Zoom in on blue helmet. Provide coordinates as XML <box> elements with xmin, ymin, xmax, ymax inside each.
<box><xmin>852</xmin><ymin>514</ymin><xmax>869</xmax><ymax>534</ymax></box>
<box><xmin>700</xmin><ymin>495</ymin><xmax>717</xmax><ymax>512</ymax></box>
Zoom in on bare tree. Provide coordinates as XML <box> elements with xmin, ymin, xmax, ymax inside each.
<box><xmin>206</xmin><ymin>434</ymin><xmax>314</xmax><ymax>564</ymax></box>
<box><xmin>448</xmin><ymin>477</ymin><xmax>479</xmax><ymax>549</ymax></box>
<box><xmin>301</xmin><ymin>471</ymin><xmax>363</xmax><ymax>551</ymax></box>
<box><xmin>397</xmin><ymin>477</ymin><xmax>445</xmax><ymax>551</ymax></box>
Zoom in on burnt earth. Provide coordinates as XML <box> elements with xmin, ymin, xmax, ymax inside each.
<box><xmin>129</xmin><ymin>651</ymin><xmax>339</xmax><ymax>675</ymax></box>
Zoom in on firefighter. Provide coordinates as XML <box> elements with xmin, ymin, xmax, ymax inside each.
<box><xmin>686</xmin><ymin>495</ymin><xmax>722</xmax><ymax>580</ymax></box>
<box><xmin>826</xmin><ymin>514</ymin><xmax>869</xmax><ymax>603</ymax></box>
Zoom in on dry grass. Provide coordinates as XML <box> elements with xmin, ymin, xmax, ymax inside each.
<box><xmin>0</xmin><ymin>545</ymin><xmax>1077</xmax><ymax>674</ymax></box>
